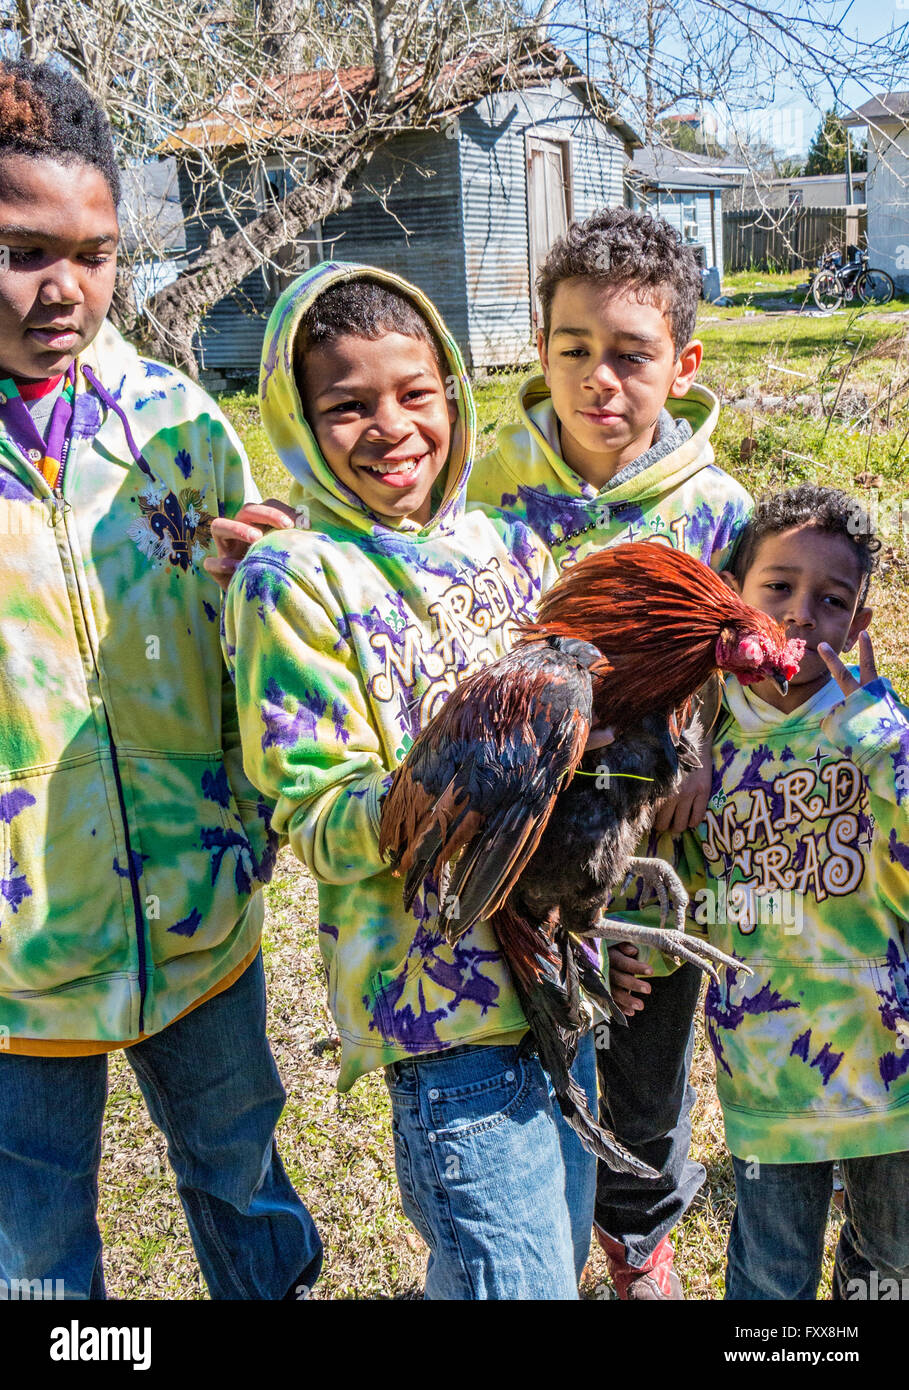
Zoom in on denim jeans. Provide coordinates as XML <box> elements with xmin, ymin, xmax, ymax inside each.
<box><xmin>385</xmin><ymin>1032</ymin><xmax>597</xmax><ymax>1299</ymax></box>
<box><xmin>0</xmin><ymin>952</ymin><xmax>322</xmax><ymax>1300</ymax></box>
<box><xmin>727</xmin><ymin>1151</ymin><xmax>909</xmax><ymax>1300</ymax></box>
<box><xmin>594</xmin><ymin>962</ymin><xmax>705</xmax><ymax>1265</ymax></box>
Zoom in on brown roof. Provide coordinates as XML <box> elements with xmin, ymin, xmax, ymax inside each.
<box><xmin>160</xmin><ymin>47</ymin><xmax>639</xmax><ymax>154</ymax></box>
<box><xmin>843</xmin><ymin>91</ymin><xmax>909</xmax><ymax>127</ymax></box>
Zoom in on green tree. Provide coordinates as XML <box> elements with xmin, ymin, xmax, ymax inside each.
<box><xmin>805</xmin><ymin>109</ymin><xmax>866</xmax><ymax>176</ymax></box>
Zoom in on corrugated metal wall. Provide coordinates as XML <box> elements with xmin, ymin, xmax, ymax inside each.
<box><xmin>459</xmin><ymin>82</ymin><xmax>626</xmax><ymax>368</ymax></box>
<box><xmin>321</xmin><ymin>132</ymin><xmax>470</xmax><ymax>352</ymax></box>
<box><xmin>178</xmin><ymin>156</ymin><xmax>272</xmax><ymax>376</ymax></box>
<box><xmin>866</xmin><ymin>128</ymin><xmax>909</xmax><ymax>291</ymax></box>
<box><xmin>638</xmin><ymin>187</ymin><xmax>725</xmax><ymax>271</ymax></box>
<box><xmin>175</xmin><ymin>83</ymin><xmax>629</xmax><ymax>377</ymax></box>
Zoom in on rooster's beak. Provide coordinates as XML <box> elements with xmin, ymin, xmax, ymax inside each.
<box><xmin>769</xmin><ymin>671</ymin><xmax>789</xmax><ymax>696</ymax></box>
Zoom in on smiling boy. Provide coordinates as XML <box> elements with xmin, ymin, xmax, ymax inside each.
<box><xmin>468</xmin><ymin>208</ymin><xmax>753</xmax><ymax>1297</ymax></box>
<box><xmin>222</xmin><ymin>262</ymin><xmax>610</xmax><ymax>1299</ymax></box>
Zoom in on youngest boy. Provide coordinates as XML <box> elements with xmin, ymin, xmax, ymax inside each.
<box><xmin>643</xmin><ymin>484</ymin><xmax>909</xmax><ymax>1299</ymax></box>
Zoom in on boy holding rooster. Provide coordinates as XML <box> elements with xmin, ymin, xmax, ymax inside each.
<box><xmin>221</xmin><ymin>260</ymin><xmax>611</xmax><ymax>1298</ymax></box>
<box><xmin>618</xmin><ymin>485</ymin><xmax>909</xmax><ymax>1299</ymax></box>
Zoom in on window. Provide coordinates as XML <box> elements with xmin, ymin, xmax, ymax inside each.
<box><xmin>259</xmin><ymin>164</ymin><xmax>322</xmax><ymax>307</ymax></box>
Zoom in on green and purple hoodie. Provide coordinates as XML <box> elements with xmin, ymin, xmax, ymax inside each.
<box><xmin>0</xmin><ymin>322</ymin><xmax>275</xmax><ymax>1054</ymax></box>
<box><xmin>470</xmin><ymin>373</ymin><xmax>753</xmax><ymax>944</ymax></box>
<box><xmin>689</xmin><ymin>674</ymin><xmax>909</xmax><ymax>1164</ymax></box>
<box><xmin>222</xmin><ymin>263</ymin><xmax>558</xmax><ymax>1091</ymax></box>
<box><xmin>469</xmin><ymin>375</ymin><xmax>752</xmax><ymax>572</ymax></box>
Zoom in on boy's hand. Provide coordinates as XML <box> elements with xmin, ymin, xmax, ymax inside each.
<box><xmin>652</xmin><ymin>723</ymin><xmax>713</xmax><ymax>835</ymax></box>
<box><xmin>585</xmin><ymin>725</ymin><xmax>615</xmax><ymax>753</ymax></box>
<box><xmin>608</xmin><ymin>942</ymin><xmax>652</xmax><ymax>1016</ymax></box>
<box><xmin>204</xmin><ymin>500</ymin><xmax>296</xmax><ymax>592</ymax></box>
<box><xmin>818</xmin><ymin>630</ymin><xmax>877</xmax><ymax>697</ymax></box>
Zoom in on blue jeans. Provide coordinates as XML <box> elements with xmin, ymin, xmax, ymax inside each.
<box><xmin>0</xmin><ymin>953</ymin><xmax>322</xmax><ymax>1300</ymax></box>
<box><xmin>595</xmin><ymin>962</ymin><xmax>705</xmax><ymax>1265</ymax></box>
<box><xmin>727</xmin><ymin>1151</ymin><xmax>909</xmax><ymax>1300</ymax></box>
<box><xmin>385</xmin><ymin>1032</ymin><xmax>597</xmax><ymax>1299</ymax></box>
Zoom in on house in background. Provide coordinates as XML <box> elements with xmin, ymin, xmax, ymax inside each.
<box><xmin>753</xmin><ymin>171</ymin><xmax>867</xmax><ymax>210</ymax></box>
<box><xmin>162</xmin><ymin>51</ymin><xmax>639</xmax><ymax>383</ymax></box>
<box><xmin>627</xmin><ymin>146</ymin><xmax>740</xmax><ymax>277</ymax></box>
<box><xmin>844</xmin><ymin>92</ymin><xmax>909</xmax><ymax>293</ymax></box>
<box><xmin>118</xmin><ymin>157</ymin><xmax>187</xmax><ymax>308</ymax></box>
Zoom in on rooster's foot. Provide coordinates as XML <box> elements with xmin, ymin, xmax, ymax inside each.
<box><xmin>582</xmin><ymin>915</ymin><xmax>749</xmax><ymax>984</ymax></box>
<box><xmin>625</xmin><ymin>856</ymin><xmax>688</xmax><ymax>932</ymax></box>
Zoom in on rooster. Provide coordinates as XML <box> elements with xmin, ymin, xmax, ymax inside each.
<box><xmin>379</xmin><ymin>544</ymin><xmax>804</xmax><ymax>1172</ymax></box>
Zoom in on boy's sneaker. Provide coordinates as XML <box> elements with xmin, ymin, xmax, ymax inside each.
<box><xmin>594</xmin><ymin>1226</ymin><xmax>683</xmax><ymax>1300</ymax></box>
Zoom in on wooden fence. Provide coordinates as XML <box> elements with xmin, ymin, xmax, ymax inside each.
<box><xmin>723</xmin><ymin>205</ymin><xmax>867</xmax><ymax>272</ymax></box>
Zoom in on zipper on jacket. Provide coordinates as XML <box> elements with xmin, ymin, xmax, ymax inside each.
<box><xmin>55</xmin><ymin>478</ymin><xmax>150</xmax><ymax>1035</ymax></box>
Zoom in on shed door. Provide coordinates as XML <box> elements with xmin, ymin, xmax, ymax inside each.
<box><xmin>526</xmin><ymin>136</ymin><xmax>571</xmax><ymax>329</ymax></box>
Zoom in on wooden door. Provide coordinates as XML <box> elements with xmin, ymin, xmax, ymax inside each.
<box><xmin>526</xmin><ymin>136</ymin><xmax>571</xmax><ymax>328</ymax></box>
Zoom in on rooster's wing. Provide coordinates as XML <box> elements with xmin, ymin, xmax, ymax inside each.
<box><xmin>379</xmin><ymin>639</ymin><xmax>595</xmax><ymax>940</ymax></box>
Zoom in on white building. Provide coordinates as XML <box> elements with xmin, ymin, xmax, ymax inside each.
<box><xmin>844</xmin><ymin>92</ymin><xmax>909</xmax><ymax>292</ymax></box>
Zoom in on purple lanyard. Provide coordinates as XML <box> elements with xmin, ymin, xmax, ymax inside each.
<box><xmin>0</xmin><ymin>363</ymin><xmax>76</xmax><ymax>488</ymax></box>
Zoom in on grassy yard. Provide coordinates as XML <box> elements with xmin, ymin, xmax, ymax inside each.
<box><xmin>97</xmin><ymin>289</ymin><xmax>909</xmax><ymax>1299</ymax></box>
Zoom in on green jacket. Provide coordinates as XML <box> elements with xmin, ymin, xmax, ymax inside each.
<box><xmin>0</xmin><ymin>322</ymin><xmax>273</xmax><ymax>1052</ymax></box>
<box><xmin>222</xmin><ymin>262</ymin><xmax>557</xmax><ymax>1090</ymax></box>
<box><xmin>470</xmin><ymin>376</ymin><xmax>752</xmax><ymax>571</ymax></box>
<box><xmin>691</xmin><ymin>675</ymin><xmax>909</xmax><ymax>1163</ymax></box>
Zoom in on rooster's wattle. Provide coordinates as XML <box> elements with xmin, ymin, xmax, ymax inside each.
<box><xmin>379</xmin><ymin>543</ymin><xmax>804</xmax><ymax>1171</ymax></box>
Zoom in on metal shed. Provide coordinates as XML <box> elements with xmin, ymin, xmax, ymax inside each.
<box><xmin>628</xmin><ymin>146</ymin><xmax>738</xmax><ymax>276</ymax></box>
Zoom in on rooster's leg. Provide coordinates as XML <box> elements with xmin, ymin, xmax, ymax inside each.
<box><xmin>580</xmin><ymin>857</ymin><xmax>750</xmax><ymax>983</ymax></box>
<box><xmin>626</xmin><ymin>855</ymin><xmax>688</xmax><ymax>932</ymax></box>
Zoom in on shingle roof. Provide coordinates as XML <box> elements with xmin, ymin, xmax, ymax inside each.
<box><xmin>843</xmin><ymin>91</ymin><xmax>909</xmax><ymax>126</ymax></box>
<box><xmin>630</xmin><ymin>145</ymin><xmax>742</xmax><ymax>189</ymax></box>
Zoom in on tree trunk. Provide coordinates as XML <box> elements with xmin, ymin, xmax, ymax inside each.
<box><xmin>257</xmin><ymin>0</ymin><xmax>309</xmax><ymax>72</ymax></box>
<box><xmin>145</xmin><ymin>138</ymin><xmax>367</xmax><ymax>376</ymax></box>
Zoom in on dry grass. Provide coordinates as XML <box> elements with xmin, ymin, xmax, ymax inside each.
<box><xmin>94</xmin><ymin>292</ymin><xmax>907</xmax><ymax>1299</ymax></box>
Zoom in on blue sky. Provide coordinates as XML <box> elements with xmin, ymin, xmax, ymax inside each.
<box><xmin>554</xmin><ymin>0</ymin><xmax>909</xmax><ymax>155</ymax></box>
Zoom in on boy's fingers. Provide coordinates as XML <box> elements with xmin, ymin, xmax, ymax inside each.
<box><xmin>858</xmin><ymin>629</ymin><xmax>878</xmax><ymax>686</ymax></box>
<box><xmin>260</xmin><ymin>498</ymin><xmax>297</xmax><ymax>523</ymax></box>
<box><xmin>612</xmin><ymin>970</ymin><xmax>651</xmax><ymax>995</ymax></box>
<box><xmin>585</xmin><ymin>725</ymin><xmax>615</xmax><ymax>750</ymax></box>
<box><xmin>653</xmin><ymin>793</ymin><xmax>676</xmax><ymax>833</ymax></box>
<box><xmin>817</xmin><ymin>642</ymin><xmax>860</xmax><ymax>696</ymax></box>
<box><xmin>211</xmin><ymin>517</ymin><xmax>263</xmax><ymax>549</ymax></box>
<box><xmin>615</xmin><ymin>990</ymin><xmax>646</xmax><ymax>1016</ymax></box>
<box><xmin>235</xmin><ymin>502</ymin><xmax>296</xmax><ymax>530</ymax></box>
<box><xmin>203</xmin><ymin>556</ymin><xmax>240</xmax><ymax>589</ymax></box>
<box><xmin>607</xmin><ymin>942</ymin><xmax>642</xmax><ymax>964</ymax></box>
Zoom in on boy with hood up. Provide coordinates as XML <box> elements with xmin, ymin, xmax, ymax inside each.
<box><xmin>222</xmin><ymin>261</ymin><xmax>604</xmax><ymax>1299</ymax></box>
<box><xmin>468</xmin><ymin>208</ymin><xmax>754</xmax><ymax>1299</ymax></box>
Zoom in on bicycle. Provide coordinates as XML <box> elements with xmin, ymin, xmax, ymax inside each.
<box><xmin>809</xmin><ymin>245</ymin><xmax>895</xmax><ymax>311</ymax></box>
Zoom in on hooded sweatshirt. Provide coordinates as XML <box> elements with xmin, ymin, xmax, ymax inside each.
<box><xmin>471</xmin><ymin>374</ymin><xmax>753</xmax><ymax>948</ymax></box>
<box><xmin>688</xmin><ymin>673</ymin><xmax>909</xmax><ymax>1164</ymax></box>
<box><xmin>0</xmin><ymin>322</ymin><xmax>274</xmax><ymax>1054</ymax></box>
<box><xmin>469</xmin><ymin>376</ymin><xmax>752</xmax><ymax>572</ymax></box>
<box><xmin>222</xmin><ymin>263</ymin><xmax>558</xmax><ymax>1091</ymax></box>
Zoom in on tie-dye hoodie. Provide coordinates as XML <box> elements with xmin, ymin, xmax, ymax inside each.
<box><xmin>222</xmin><ymin>263</ymin><xmax>558</xmax><ymax>1091</ymax></box>
<box><xmin>688</xmin><ymin>674</ymin><xmax>909</xmax><ymax>1164</ymax></box>
<box><xmin>469</xmin><ymin>375</ymin><xmax>752</xmax><ymax>571</ymax></box>
<box><xmin>0</xmin><ymin>322</ymin><xmax>274</xmax><ymax>1054</ymax></box>
<box><xmin>470</xmin><ymin>374</ymin><xmax>753</xmax><ymax>947</ymax></box>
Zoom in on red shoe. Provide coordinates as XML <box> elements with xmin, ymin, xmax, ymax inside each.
<box><xmin>594</xmin><ymin>1226</ymin><xmax>683</xmax><ymax>1300</ymax></box>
